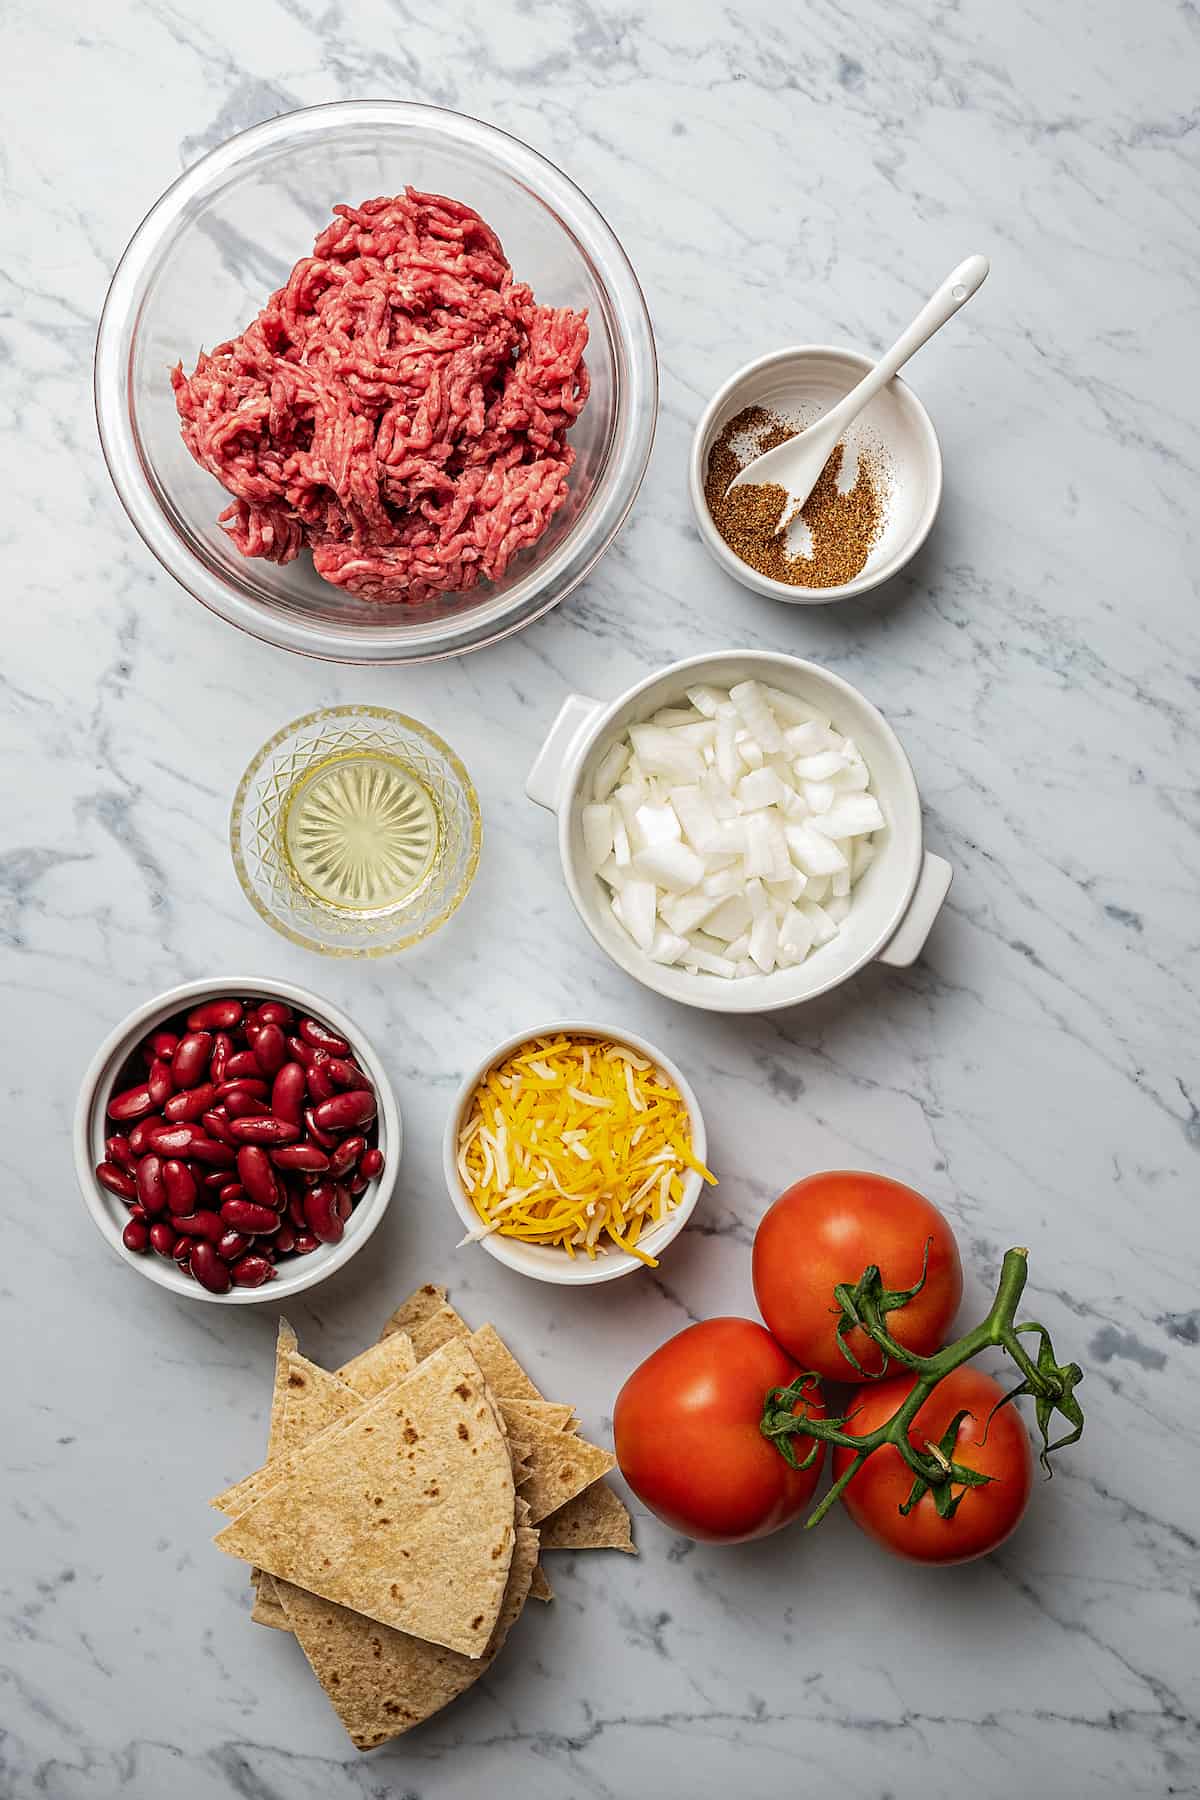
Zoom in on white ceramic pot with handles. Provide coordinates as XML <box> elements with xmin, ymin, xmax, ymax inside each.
<box><xmin>525</xmin><ymin>651</ymin><xmax>952</xmax><ymax>1014</ymax></box>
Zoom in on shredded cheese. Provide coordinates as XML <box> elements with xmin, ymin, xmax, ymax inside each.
<box><xmin>457</xmin><ymin>1034</ymin><xmax>717</xmax><ymax>1265</ymax></box>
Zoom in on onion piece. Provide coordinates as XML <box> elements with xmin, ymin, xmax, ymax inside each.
<box><xmin>581</xmin><ymin>803</ymin><xmax>614</xmax><ymax>872</ymax></box>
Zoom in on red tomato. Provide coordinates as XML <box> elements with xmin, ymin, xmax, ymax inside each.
<box><xmin>752</xmin><ymin>1171</ymin><xmax>963</xmax><ymax>1380</ymax></box>
<box><xmin>613</xmin><ymin>1318</ymin><xmax>824</xmax><ymax>1543</ymax></box>
<box><xmin>832</xmin><ymin>1365</ymin><xmax>1033</xmax><ymax>1564</ymax></box>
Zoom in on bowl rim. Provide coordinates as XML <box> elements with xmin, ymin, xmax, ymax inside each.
<box><xmin>552</xmin><ymin>651</ymin><xmax>924</xmax><ymax>1013</ymax></box>
<box><xmin>687</xmin><ymin>344</ymin><xmax>943</xmax><ymax>604</ymax></box>
<box><xmin>74</xmin><ymin>976</ymin><xmax>402</xmax><ymax>1303</ymax></box>
<box><xmin>229</xmin><ymin>704</ymin><xmax>483</xmax><ymax>957</ymax></box>
<box><xmin>93</xmin><ymin>98</ymin><xmax>659</xmax><ymax>665</ymax></box>
<box><xmin>442</xmin><ymin>1020</ymin><xmax>708</xmax><ymax>1285</ymax></box>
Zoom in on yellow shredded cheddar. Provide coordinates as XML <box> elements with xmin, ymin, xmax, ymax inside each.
<box><xmin>458</xmin><ymin>1035</ymin><xmax>717</xmax><ymax>1264</ymax></box>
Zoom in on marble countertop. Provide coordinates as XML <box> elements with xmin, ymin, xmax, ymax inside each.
<box><xmin>6</xmin><ymin>1</ymin><xmax>1198</xmax><ymax>1795</ymax></box>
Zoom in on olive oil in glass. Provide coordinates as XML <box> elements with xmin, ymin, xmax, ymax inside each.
<box><xmin>281</xmin><ymin>750</ymin><xmax>441</xmax><ymax>917</ymax></box>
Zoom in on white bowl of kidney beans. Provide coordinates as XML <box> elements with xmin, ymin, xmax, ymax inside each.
<box><xmin>73</xmin><ymin>978</ymin><xmax>401</xmax><ymax>1302</ymax></box>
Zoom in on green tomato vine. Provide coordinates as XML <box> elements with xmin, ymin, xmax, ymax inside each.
<box><xmin>759</xmin><ymin>1246</ymin><xmax>1085</xmax><ymax>1530</ymax></box>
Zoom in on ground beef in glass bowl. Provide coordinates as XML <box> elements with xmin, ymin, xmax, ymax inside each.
<box><xmin>95</xmin><ymin>102</ymin><xmax>657</xmax><ymax>664</ymax></box>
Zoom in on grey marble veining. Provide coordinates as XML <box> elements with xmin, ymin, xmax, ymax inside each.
<box><xmin>3</xmin><ymin>1</ymin><xmax>1198</xmax><ymax>1795</ymax></box>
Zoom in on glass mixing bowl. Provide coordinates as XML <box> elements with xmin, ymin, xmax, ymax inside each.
<box><xmin>94</xmin><ymin>101</ymin><xmax>658</xmax><ymax>663</ymax></box>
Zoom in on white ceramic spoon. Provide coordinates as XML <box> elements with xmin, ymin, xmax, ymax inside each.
<box><xmin>727</xmin><ymin>255</ymin><xmax>990</xmax><ymax>532</ymax></box>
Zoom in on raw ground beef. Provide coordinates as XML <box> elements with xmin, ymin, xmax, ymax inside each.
<box><xmin>171</xmin><ymin>188</ymin><xmax>590</xmax><ymax>605</ymax></box>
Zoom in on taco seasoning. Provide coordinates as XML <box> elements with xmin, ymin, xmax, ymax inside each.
<box><xmin>704</xmin><ymin>406</ymin><xmax>884</xmax><ymax>589</ymax></box>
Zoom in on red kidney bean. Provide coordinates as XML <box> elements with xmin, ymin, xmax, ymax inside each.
<box><xmin>200</xmin><ymin>1109</ymin><xmax>238</xmax><ymax>1147</ymax></box>
<box><xmin>162</xmin><ymin>1160</ymin><xmax>197</xmax><ymax>1215</ymax></box>
<box><xmin>272</xmin><ymin>1223</ymin><xmax>295</xmax><ymax>1254</ymax></box>
<box><xmin>327</xmin><ymin>1135</ymin><xmax>365</xmax><ymax>1179</ymax></box>
<box><xmin>108</xmin><ymin>1082</ymin><xmax>155</xmax><ymax>1122</ymax></box>
<box><xmin>299</xmin><ymin>1017</ymin><xmax>351</xmax><ymax>1056</ymax></box>
<box><xmin>172</xmin><ymin>1236</ymin><xmax>192</xmax><ymax>1265</ymax></box>
<box><xmin>105</xmin><ymin>1133</ymin><xmax>138</xmax><ymax>1172</ymax></box>
<box><xmin>209</xmin><ymin>1031</ymin><xmax>233</xmax><ymax>1086</ymax></box>
<box><xmin>217</xmin><ymin>1180</ymin><xmax>245</xmax><ymax>1205</ymax></box>
<box><xmin>190</xmin><ymin>1241</ymin><xmax>232</xmax><ymax>1294</ymax></box>
<box><xmin>313</xmin><ymin>1089</ymin><xmax>377</xmax><ymax>1133</ymax></box>
<box><xmin>149</xmin><ymin>1220</ymin><xmax>176</xmax><ymax>1257</ymax></box>
<box><xmin>128</xmin><ymin>1115</ymin><xmax>164</xmax><ymax>1155</ymax></box>
<box><xmin>256</xmin><ymin>1001</ymin><xmax>293</xmax><ymax>1027</ymax></box>
<box><xmin>348</xmin><ymin>1172</ymin><xmax>369</xmax><ymax>1197</ymax></box>
<box><xmin>252</xmin><ymin>1022</ymin><xmax>288</xmax><ymax>1077</ymax></box>
<box><xmin>222</xmin><ymin>1050</ymin><xmax>261</xmax><ymax>1081</ymax></box>
<box><xmin>286</xmin><ymin>1034</ymin><xmax>316</xmax><ymax>1067</ymax></box>
<box><xmin>236</xmin><ymin>1146</ymin><xmax>280</xmax><ymax>1210</ymax></box>
<box><xmin>270</xmin><ymin>1061</ymin><xmax>306</xmax><ymax>1129</ymax></box>
<box><xmin>147</xmin><ymin>1058</ymin><xmax>175</xmax><ymax>1108</ymax></box>
<box><xmin>172</xmin><ymin>1031</ymin><xmax>213</xmax><ymax>1088</ymax></box>
<box><xmin>303</xmin><ymin>1182</ymin><xmax>346</xmax><ymax>1245</ymax></box>
<box><xmin>271</xmin><ymin>1143</ymin><xmax>329</xmax><ymax>1172</ymax></box>
<box><xmin>128</xmin><ymin>1202</ymin><xmax>147</xmax><ymax>1222</ymax></box>
<box><xmin>216</xmin><ymin>1077</ymin><xmax>269</xmax><ymax>1102</ymax></box>
<box><xmin>201</xmin><ymin>1165</ymin><xmax>232</xmax><ymax>1189</ymax></box>
<box><xmin>164</xmin><ymin>1082</ymin><xmax>217</xmax><ymax>1123</ymax></box>
<box><xmin>187</xmin><ymin>1136</ymin><xmax>236</xmax><ymax>1169</ymax></box>
<box><xmin>223</xmin><ymin>1090</ymin><xmax>267</xmax><ymax>1122</ymax></box>
<box><xmin>122</xmin><ymin>1218</ymin><xmax>149</xmax><ymax>1253</ymax></box>
<box><xmin>217</xmin><ymin>1229</ymin><xmax>251</xmax><ymax>1262</ymax></box>
<box><xmin>187</xmin><ymin>999</ymin><xmax>244</xmax><ymax>1033</ymax></box>
<box><xmin>96</xmin><ymin>1161</ymin><xmax>137</xmax><ymax>1202</ymax></box>
<box><xmin>359</xmin><ymin>1147</ymin><xmax>384</xmax><ymax>1180</ymax></box>
<box><xmin>229</xmin><ymin>1116</ymin><xmax>300</xmax><ymax>1147</ymax></box>
<box><xmin>147</xmin><ymin>1123</ymin><xmax>199</xmax><ymax>1157</ymax></box>
<box><xmin>231</xmin><ymin>1253</ymin><xmax>276</xmax><ymax>1288</ymax></box>
<box><xmin>287</xmin><ymin>1191</ymin><xmax>308</xmax><ymax>1230</ymax></box>
<box><xmin>220</xmin><ymin>1198</ymin><xmax>281</xmax><ymax>1235</ymax></box>
<box><xmin>293</xmin><ymin>1232</ymin><xmax>319</xmax><ymax>1255</ymax></box>
<box><xmin>134</xmin><ymin>1154</ymin><xmax>166</xmax><ymax>1216</ymax></box>
<box><xmin>171</xmin><ymin>1209</ymin><xmax>226</xmax><ymax>1244</ymax></box>
<box><xmin>324</xmin><ymin>1057</ymin><xmax>369</xmax><ymax>1092</ymax></box>
<box><xmin>304</xmin><ymin>1052</ymin><xmax>337</xmax><ymax>1103</ymax></box>
<box><xmin>148</xmin><ymin>1029</ymin><xmax>179</xmax><ymax>1062</ymax></box>
<box><xmin>303</xmin><ymin>1107</ymin><xmax>337</xmax><ymax>1149</ymax></box>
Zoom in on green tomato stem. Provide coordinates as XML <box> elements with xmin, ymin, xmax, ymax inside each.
<box><xmin>759</xmin><ymin>1247</ymin><xmax>1085</xmax><ymax>1530</ymax></box>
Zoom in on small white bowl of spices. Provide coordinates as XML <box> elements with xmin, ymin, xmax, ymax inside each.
<box><xmin>688</xmin><ymin>345</ymin><xmax>942</xmax><ymax>604</ymax></box>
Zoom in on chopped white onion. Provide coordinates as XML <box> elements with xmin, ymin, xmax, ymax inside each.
<box><xmin>582</xmin><ymin>803</ymin><xmax>614</xmax><ymax>872</ymax></box>
<box><xmin>589</xmin><ymin>679</ymin><xmax>883</xmax><ymax>977</ymax></box>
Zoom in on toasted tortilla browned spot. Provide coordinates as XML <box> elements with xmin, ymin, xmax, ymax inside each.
<box><xmin>540</xmin><ymin>1480</ymin><xmax>636</xmax><ymax>1554</ymax></box>
<box><xmin>275</xmin><ymin>1525</ymin><xmax>539</xmax><ymax>1750</ymax></box>
<box><xmin>214</xmin><ymin>1343</ymin><xmax>515</xmax><ymax>1655</ymax></box>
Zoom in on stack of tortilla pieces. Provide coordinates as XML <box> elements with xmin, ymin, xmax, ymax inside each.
<box><xmin>211</xmin><ymin>1285</ymin><xmax>634</xmax><ymax>1750</ymax></box>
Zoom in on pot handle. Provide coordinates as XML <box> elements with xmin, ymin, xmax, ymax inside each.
<box><xmin>875</xmin><ymin>852</ymin><xmax>953</xmax><ymax>968</ymax></box>
<box><xmin>525</xmin><ymin>694</ymin><xmax>605</xmax><ymax>812</ymax></box>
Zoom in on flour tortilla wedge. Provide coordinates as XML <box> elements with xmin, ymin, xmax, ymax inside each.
<box><xmin>500</xmin><ymin>1399</ymin><xmax>615</xmax><ymax>1524</ymax></box>
<box><xmin>465</xmin><ymin>1324</ymin><xmax>544</xmax><ymax>1402</ymax></box>
<box><xmin>379</xmin><ymin>1285</ymin><xmax>472</xmax><ymax>1360</ymax></box>
<box><xmin>540</xmin><ymin>1480</ymin><xmax>636</xmax><ymax>1554</ymax></box>
<box><xmin>529</xmin><ymin>1563</ymin><xmax>554</xmax><ymax>1604</ymax></box>
<box><xmin>499</xmin><ymin>1398</ymin><xmax>576</xmax><ymax>1437</ymax></box>
<box><xmin>214</xmin><ymin>1342</ymin><xmax>515</xmax><ymax>1655</ymax></box>
<box><xmin>212</xmin><ymin>1356</ymin><xmax>362</xmax><ymax>1517</ymax></box>
<box><xmin>378</xmin><ymin>1291</ymin><xmax>546</xmax><ymax>1401</ymax></box>
<box><xmin>337</xmin><ymin>1331</ymin><xmax>416</xmax><ymax>1398</ymax></box>
<box><xmin>275</xmin><ymin>1524</ymin><xmax>539</xmax><ymax>1750</ymax></box>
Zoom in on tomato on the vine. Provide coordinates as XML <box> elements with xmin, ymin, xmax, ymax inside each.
<box><xmin>613</xmin><ymin>1318</ymin><xmax>825</xmax><ymax>1543</ymax></box>
<box><xmin>832</xmin><ymin>1365</ymin><xmax>1033</xmax><ymax>1564</ymax></box>
<box><xmin>752</xmin><ymin>1171</ymin><xmax>963</xmax><ymax>1380</ymax></box>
